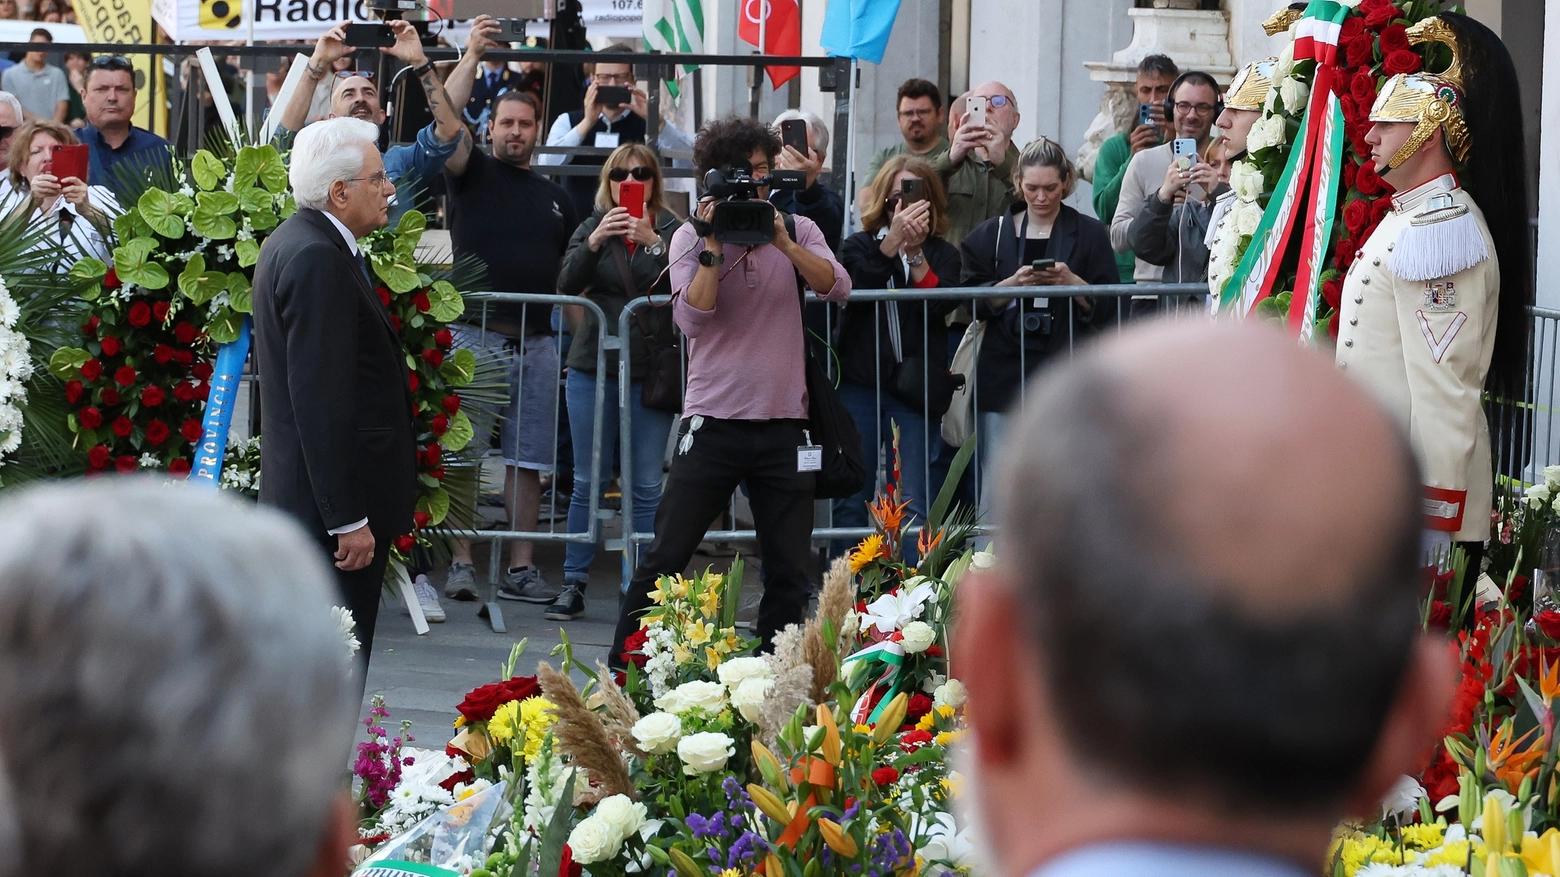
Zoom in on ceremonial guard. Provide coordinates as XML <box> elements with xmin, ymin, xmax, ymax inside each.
<box><xmin>1335</xmin><ymin>14</ymin><xmax>1532</xmax><ymax>557</ymax></box>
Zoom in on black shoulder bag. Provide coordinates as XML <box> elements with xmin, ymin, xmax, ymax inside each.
<box><xmin>611</xmin><ymin>241</ymin><xmax>684</xmax><ymax>413</ymax></box>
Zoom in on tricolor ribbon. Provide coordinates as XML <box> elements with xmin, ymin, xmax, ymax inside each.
<box><xmin>188</xmin><ymin>316</ymin><xmax>252</xmax><ymax>488</ymax></box>
<box><xmin>842</xmin><ymin>639</ymin><xmax>906</xmax><ymax>725</ymax></box>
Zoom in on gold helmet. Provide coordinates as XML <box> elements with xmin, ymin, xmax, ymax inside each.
<box><xmin>1223</xmin><ymin>58</ymin><xmax>1276</xmax><ymax>113</ymax></box>
<box><xmin>1368</xmin><ymin>18</ymin><xmax>1469</xmax><ymax>170</ymax></box>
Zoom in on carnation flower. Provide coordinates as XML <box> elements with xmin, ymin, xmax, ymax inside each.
<box><xmin>677</xmin><ymin>731</ymin><xmax>735</xmax><ymax>775</ymax></box>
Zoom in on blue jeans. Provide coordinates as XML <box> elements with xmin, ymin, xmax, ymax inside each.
<box><xmin>564</xmin><ymin>369</ymin><xmax>676</xmax><ymax>587</ymax></box>
<box><xmin>832</xmin><ymin>379</ymin><xmax>931</xmax><ymax>558</ymax></box>
<box><xmin>975</xmin><ymin>410</ymin><xmax>1009</xmax><ymax>550</ymax></box>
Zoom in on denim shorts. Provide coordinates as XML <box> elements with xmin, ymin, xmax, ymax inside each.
<box><xmin>451</xmin><ymin>326</ymin><xmax>562</xmax><ymax>470</ymax></box>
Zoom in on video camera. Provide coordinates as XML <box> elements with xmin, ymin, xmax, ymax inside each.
<box><xmin>691</xmin><ymin>162</ymin><xmax>806</xmax><ymax>246</ymax></box>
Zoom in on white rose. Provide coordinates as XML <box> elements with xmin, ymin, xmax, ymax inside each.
<box><xmin>1526</xmin><ymin>482</ymin><xmax>1553</xmax><ymax>509</ymax></box>
<box><xmin>1278</xmin><ymin>76</ymin><xmax>1309</xmax><ymax>113</ymax></box>
<box><xmin>677</xmin><ymin>731</ymin><xmax>736</xmax><ymax>775</ymax></box>
<box><xmin>970</xmin><ymin>550</ymin><xmax>996</xmax><ymax>570</ymax></box>
<box><xmin>567</xmin><ymin>815</ymin><xmax>622</xmax><ymax>864</ymax></box>
<box><xmin>1543</xmin><ymin>464</ymin><xmax>1560</xmax><ymax>485</ymax></box>
<box><xmin>631</xmin><ymin>712</ymin><xmax>682</xmax><ymax>755</ymax></box>
<box><xmin>899</xmin><ymin>621</ymin><xmax>936</xmax><ymax>654</ymax></box>
<box><xmin>1274</xmin><ymin>41</ymin><xmax>1295</xmax><ymax>81</ymax></box>
<box><xmin>594</xmin><ymin>794</ymin><xmax>648</xmax><ymax>840</ymax></box>
<box><xmin>655</xmin><ymin>680</ymin><xmax>726</xmax><ymax>715</ymax></box>
<box><xmin>716</xmin><ymin>656</ymin><xmax>774</xmax><ymax>691</ymax></box>
<box><xmin>1229</xmin><ymin>161</ymin><xmax>1263</xmax><ymax>202</ymax></box>
<box><xmin>1247</xmin><ymin>115</ymin><xmax>1286</xmax><ymax>153</ymax></box>
<box><xmin>1234</xmin><ymin>201</ymin><xmax>1262</xmax><ymax>237</ymax></box>
<box><xmin>933</xmin><ymin>678</ymin><xmax>968</xmax><ymax>710</ymax></box>
<box><xmin>1550</xmin><ymin>495</ymin><xmax>1560</xmax><ymax>516</ymax></box>
<box><xmin>731</xmin><ymin>676</ymin><xmax>774</xmax><ymax>723</ymax></box>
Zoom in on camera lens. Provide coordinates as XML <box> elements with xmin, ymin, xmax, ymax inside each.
<box><xmin>1022</xmin><ymin>312</ymin><xmax>1045</xmax><ymax>334</ymax></box>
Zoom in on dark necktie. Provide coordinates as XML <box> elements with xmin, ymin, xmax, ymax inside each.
<box><xmin>355</xmin><ymin>252</ymin><xmax>372</xmax><ymax>286</ymax></box>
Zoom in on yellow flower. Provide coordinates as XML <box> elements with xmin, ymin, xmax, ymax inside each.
<box><xmin>1400</xmin><ymin>822</ymin><xmax>1445</xmax><ymax>851</ymax></box>
<box><xmin>1421</xmin><ymin>839</ymin><xmax>1479</xmax><ymax>871</ymax></box>
<box><xmin>706</xmin><ymin>647</ymin><xmax>723</xmax><ymax>671</ymax></box>
<box><xmin>672</xmin><ymin>644</ymin><xmax>692</xmax><ymax>665</ymax></box>
<box><xmin>935</xmin><ymin>729</ymin><xmax>966</xmax><ymax>747</ymax></box>
<box><xmin>935</xmin><ymin>705</ymin><xmax>956</xmax><ymax>719</ymax></box>
<box><xmin>517</xmin><ymin>696</ymin><xmax>557</xmax><ymax>761</ymax></box>
<box><xmin>916</xmin><ymin>713</ymin><xmax>936</xmax><ymax>732</ymax></box>
<box><xmin>685</xmin><ymin>620</ymin><xmax>714</xmax><ymax>646</ymax></box>
<box><xmin>849</xmin><ymin>534</ymin><xmax>886</xmax><ymax>573</ymax></box>
<box><xmin>853</xmin><ymin>723</ymin><xmax>872</xmax><ymax>734</ymax></box>
<box><xmin>700</xmin><ymin>585</ymin><xmax>721</xmax><ymax>619</ymax></box>
<box><xmin>487</xmin><ymin>700</ymin><xmax>522</xmax><ymax>743</ymax></box>
<box><xmin>667</xmin><ymin>575</ymin><xmax>690</xmax><ymax>599</ymax></box>
<box><xmin>719</xmin><ymin>870</ymin><xmax>742</xmax><ymax>877</ymax></box>
<box><xmin>1521</xmin><ymin>828</ymin><xmax>1560</xmax><ymax>877</ymax></box>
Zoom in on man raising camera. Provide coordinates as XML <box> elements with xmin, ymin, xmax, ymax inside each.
<box><xmin>608</xmin><ymin>116</ymin><xmax>850</xmax><ymax>664</ymax></box>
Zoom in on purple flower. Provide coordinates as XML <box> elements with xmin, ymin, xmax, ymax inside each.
<box><xmin>722</xmin><ymin>775</ymin><xmax>753</xmax><ymax>810</ymax></box>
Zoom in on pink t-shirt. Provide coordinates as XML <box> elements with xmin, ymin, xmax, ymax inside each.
<box><xmin>670</xmin><ymin>213</ymin><xmax>851</xmax><ymax>420</ymax></box>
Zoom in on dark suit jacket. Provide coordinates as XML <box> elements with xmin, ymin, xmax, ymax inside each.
<box><xmin>252</xmin><ymin>207</ymin><xmax>417</xmax><ymax>540</ymax></box>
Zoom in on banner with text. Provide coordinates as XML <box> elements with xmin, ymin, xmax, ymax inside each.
<box><xmin>151</xmin><ymin>0</ymin><xmax>376</xmax><ymax>42</ymax></box>
<box><xmin>76</xmin><ymin>0</ymin><xmax>168</xmax><ymax>136</ymax></box>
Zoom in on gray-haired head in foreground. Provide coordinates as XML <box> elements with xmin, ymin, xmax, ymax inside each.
<box><xmin>992</xmin><ymin>321</ymin><xmax>1422</xmax><ymax>816</ymax></box>
<box><xmin>0</xmin><ymin>479</ymin><xmax>357</xmax><ymax>877</ymax></box>
<box><xmin>289</xmin><ymin>116</ymin><xmax>380</xmax><ymax>211</ymax></box>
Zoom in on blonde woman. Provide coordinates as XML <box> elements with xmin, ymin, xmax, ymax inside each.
<box><xmin>0</xmin><ymin>120</ymin><xmax>117</xmax><ymax>269</ymax></box>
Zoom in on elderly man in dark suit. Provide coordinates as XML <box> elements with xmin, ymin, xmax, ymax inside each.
<box><xmin>252</xmin><ymin>116</ymin><xmax>416</xmax><ymax>666</ymax></box>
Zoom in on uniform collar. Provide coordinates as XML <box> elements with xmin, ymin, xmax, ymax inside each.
<box><xmin>1392</xmin><ymin>172</ymin><xmax>1459</xmax><ymax>213</ymax></box>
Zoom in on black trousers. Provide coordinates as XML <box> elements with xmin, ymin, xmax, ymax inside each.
<box><xmin>610</xmin><ymin>417</ymin><xmax>815</xmax><ymax>667</ymax></box>
<box><xmin>319</xmin><ymin>532</ymin><xmax>392</xmax><ymax>670</ymax></box>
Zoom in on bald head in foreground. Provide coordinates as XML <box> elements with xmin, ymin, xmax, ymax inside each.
<box><xmin>958</xmin><ymin>322</ymin><xmax>1455</xmax><ymax>877</ymax></box>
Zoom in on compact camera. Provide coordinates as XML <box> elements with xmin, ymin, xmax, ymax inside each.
<box><xmin>691</xmin><ymin>163</ymin><xmax>806</xmax><ymax>246</ymax></box>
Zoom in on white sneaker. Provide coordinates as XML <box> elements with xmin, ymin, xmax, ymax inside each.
<box><xmin>413</xmin><ymin>577</ymin><xmax>446</xmax><ymax>623</ymax></box>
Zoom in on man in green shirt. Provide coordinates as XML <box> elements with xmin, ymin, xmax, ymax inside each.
<box><xmin>1090</xmin><ymin>54</ymin><xmax>1178</xmax><ymax>282</ymax></box>
<box><xmin>863</xmin><ymin>78</ymin><xmax>949</xmax><ymax>191</ymax></box>
<box><xmin>937</xmin><ymin>81</ymin><xmax>1020</xmax><ymax>249</ymax></box>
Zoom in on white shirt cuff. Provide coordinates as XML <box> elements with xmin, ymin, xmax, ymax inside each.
<box><xmin>327</xmin><ymin>518</ymin><xmax>369</xmax><ymax>536</ymax></box>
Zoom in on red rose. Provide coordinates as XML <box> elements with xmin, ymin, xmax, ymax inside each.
<box><xmin>423</xmin><ymin>443</ymin><xmax>443</xmax><ymax>467</ymax></box>
<box><xmin>431</xmin><ymin>413</ymin><xmax>449</xmax><ymax>435</ymax></box>
<box><xmin>1428</xmin><ymin>600</ymin><xmax>1452</xmax><ymax>629</ymax></box>
<box><xmin>152</xmin><ymin>343</ymin><xmax>174</xmax><ymax>364</ymax></box>
<box><xmin>102</xmin><ymin>268</ymin><xmax>120</xmax><ymax>290</ymax></box>
<box><xmin>1364</xmin><ymin>0</ymin><xmax>1397</xmax><ymax>28</ymax></box>
<box><xmin>871</xmin><ymin>766</ymin><xmax>900</xmax><ymax>786</ymax></box>
<box><xmin>145</xmin><ymin>419</ymin><xmax>170</xmax><ymax>445</ymax></box>
<box><xmin>152</xmin><ymin>301</ymin><xmax>170</xmax><ymax>323</ymax></box>
<box><xmin>905</xmin><ymin>693</ymin><xmax>933</xmax><ymax>720</ymax></box>
<box><xmin>114</xmin><ymin>454</ymin><xmax>137</xmax><ymax>474</ymax></box>
<box><xmin>412</xmin><ymin>292</ymin><xmax>431</xmax><ymax>313</ymax></box>
<box><xmin>1339</xmin><ymin>94</ymin><xmax>1359</xmax><ymax>127</ymax></box>
<box><xmin>127</xmin><ymin>301</ymin><xmax>152</xmax><ymax>327</ymax></box>
<box><xmin>99</xmin><ymin>336</ymin><xmax>122</xmax><ymax>357</ymax></box>
<box><xmin>1348</xmin><ymin>70</ymin><xmax>1376</xmax><ymax>106</ymax></box>
<box><xmin>438</xmin><ymin>768</ymin><xmax>477</xmax><ymax>793</ymax></box>
<box><xmin>394</xmin><ymin>534</ymin><xmax>416</xmax><ymax>554</ymax></box>
<box><xmin>141</xmin><ymin>385</ymin><xmax>165</xmax><ymax>407</ymax></box>
<box><xmin>442</xmin><ymin>395</ymin><xmax>461</xmax><ymax>414</ymax></box>
<box><xmin>376</xmin><ymin>286</ymin><xmax>391</xmax><ymax>307</ymax></box>
<box><xmin>111</xmin><ymin>416</ymin><xmax>133</xmax><ymax>438</ymax></box>
<box><xmin>87</xmin><ymin>444</ymin><xmax>111</xmax><ymax>469</ymax></box>
<box><xmin>1339</xmin><ymin>16</ymin><xmax>1365</xmax><ymax>43</ymax></box>
<box><xmin>900</xmin><ymin>729</ymin><xmax>934</xmax><ymax>752</ymax></box>
<box><xmin>413</xmin><ymin>510</ymin><xmax>431</xmax><ymax>529</ymax></box>
<box><xmin>456</xmin><ymin>680</ymin><xmax>521</xmax><ymax>722</ymax></box>
<box><xmin>173</xmin><ymin>322</ymin><xmax>197</xmax><ymax>345</ymax></box>
<box><xmin>173</xmin><ymin>381</ymin><xmax>197</xmax><ymax>403</ymax></box>
<box><xmin>1342</xmin><ymin>198</ymin><xmax>1370</xmax><ymax>234</ymax></box>
<box><xmin>1383</xmin><ymin>49</ymin><xmax>1422</xmax><ymax>75</ymax></box>
<box><xmin>100</xmin><ymin>387</ymin><xmax>120</xmax><ymax>406</ymax></box>
<box><xmin>1509</xmin><ymin>575</ymin><xmax>1529</xmax><ymax>602</ymax></box>
<box><xmin>64</xmin><ymin>380</ymin><xmax>83</xmax><ymax>403</ymax></box>
<box><xmin>198</xmin><ymin>382</ymin><xmax>211</xmax><ymax>400</ymax></box>
<box><xmin>1322</xmin><ymin>277</ymin><xmax>1343</xmax><ymax>308</ymax></box>
<box><xmin>422</xmin><ymin>348</ymin><xmax>445</xmax><ymax>367</ymax></box>
<box><xmin>430</xmin><ymin>466</ymin><xmax>445</xmax><ymax>481</ymax></box>
<box><xmin>1535</xmin><ymin>610</ymin><xmax>1560</xmax><ymax>640</ymax></box>
<box><xmin>1378</xmin><ymin>23</ymin><xmax>1409</xmax><ymax>54</ymax></box>
<box><xmin>80</xmin><ymin>358</ymin><xmax>103</xmax><ymax>382</ymax></box>
<box><xmin>168</xmin><ymin>458</ymin><xmax>191</xmax><ymax>476</ymax></box>
<box><xmin>192</xmin><ymin>362</ymin><xmax>214</xmax><ymax>381</ymax></box>
<box><xmin>1342</xmin><ymin>160</ymin><xmax>1358</xmax><ymax>192</ymax></box>
<box><xmin>621</xmin><ymin>629</ymin><xmax>650</xmax><ymax>667</ymax></box>
<box><xmin>172</xmin><ymin>350</ymin><xmax>194</xmax><ymax>367</ymax></box>
<box><xmin>434</xmin><ymin>329</ymin><xmax>454</xmax><ymax>348</ymax></box>
<box><xmin>1356</xmin><ymin>161</ymin><xmax>1385</xmax><ymax>196</ymax></box>
<box><xmin>78</xmin><ymin>406</ymin><xmax>103</xmax><ymax>429</ymax></box>
<box><xmin>114</xmin><ymin>365</ymin><xmax>136</xmax><ymax>387</ymax></box>
<box><xmin>1370</xmin><ymin>195</ymin><xmax>1393</xmax><ymax>224</ymax></box>
<box><xmin>1327</xmin><ymin>310</ymin><xmax>1340</xmax><ymax>342</ymax></box>
<box><xmin>409</xmin><ymin>372</ymin><xmax>420</xmax><ymax>392</ymax></box>
<box><xmin>181</xmin><ymin>418</ymin><xmax>203</xmax><ymax>443</ymax></box>
<box><xmin>390</xmin><ymin>314</ymin><xmax>402</xmax><ymax>333</ymax></box>
<box><xmin>925</xmin><ymin>644</ymin><xmax>944</xmax><ymax>658</ymax></box>
<box><xmin>1344</xmin><ymin>34</ymin><xmax>1374</xmax><ymax>69</ymax></box>
<box><xmin>81</xmin><ymin>318</ymin><xmax>98</xmax><ymax>339</ymax></box>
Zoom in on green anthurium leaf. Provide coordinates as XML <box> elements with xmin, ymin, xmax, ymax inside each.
<box><xmin>235</xmin><ymin>144</ymin><xmax>289</xmax><ymax>192</ymax></box>
<box><xmin>416</xmin><ymin>487</ymin><xmax>450</xmax><ymax>526</ymax></box>
<box><xmin>396</xmin><ymin>209</ymin><xmax>427</xmax><ymax>236</ymax></box>
<box><xmin>206</xmin><ymin>307</ymin><xmax>243</xmax><ymax>344</ymax></box>
<box><xmin>192</xmin><ymin>202</ymin><xmax>238</xmax><ymax>240</ymax></box>
<box><xmin>235</xmin><ymin>238</ymin><xmax>261</xmax><ymax>267</ymax></box>
<box><xmin>48</xmin><ymin>347</ymin><xmax>90</xmax><ymax>378</ymax></box>
<box><xmin>427</xmin><ymin>280</ymin><xmax>463</xmax><ymax>322</ymax></box>
<box><xmin>279</xmin><ymin>201</ymin><xmax>297</xmax><ymax>220</ymax></box>
<box><xmin>370</xmin><ymin>254</ymin><xmax>421</xmax><ymax>293</ymax></box>
<box><xmin>393</xmin><ymin>235</ymin><xmax>417</xmax><ymax>261</ymax></box>
<box><xmin>119</xmin><ymin>260</ymin><xmax>169</xmax><ymax>289</ymax></box>
<box><xmin>114</xmin><ymin>209</ymin><xmax>154</xmax><ymax>242</ymax></box>
<box><xmin>227</xmin><ymin>272</ymin><xmax>253</xmax><ymax>313</ymax></box>
<box><xmin>247</xmin><ymin>209</ymin><xmax>278</xmax><ymax>232</ymax></box>
<box><xmin>439</xmin><ymin>348</ymin><xmax>476</xmax><ymax>387</ymax></box>
<box><xmin>192</xmin><ymin>150</ymin><xmax>226</xmax><ymax>190</ymax></box>
<box><xmin>441</xmin><ymin>409</ymin><xmax>474</xmax><ymax>452</ymax></box>
<box><xmin>68</xmin><ymin>257</ymin><xmax>108</xmax><ymax>283</ymax></box>
<box><xmin>198</xmin><ymin>190</ymin><xmax>240</xmax><ymax>215</ymax></box>
<box><xmin>178</xmin><ymin>255</ymin><xmax>226</xmax><ymax>305</ymax></box>
<box><xmin>238</xmin><ymin>186</ymin><xmax>272</xmax><ymax>213</ymax></box>
<box><xmin>137</xmin><ymin>189</ymin><xmax>187</xmax><ymax>238</ymax></box>
<box><xmin>114</xmin><ymin>237</ymin><xmax>156</xmax><ymax>265</ymax></box>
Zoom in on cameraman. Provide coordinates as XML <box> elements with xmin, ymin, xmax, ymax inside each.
<box><xmin>608</xmin><ymin>115</ymin><xmax>850</xmax><ymax>664</ymax></box>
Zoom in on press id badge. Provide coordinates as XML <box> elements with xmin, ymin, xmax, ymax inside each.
<box><xmin>594</xmin><ymin>131</ymin><xmax>621</xmax><ymax>149</ymax></box>
<box><xmin>798</xmin><ymin>430</ymin><xmax>823</xmax><ymax>473</ymax></box>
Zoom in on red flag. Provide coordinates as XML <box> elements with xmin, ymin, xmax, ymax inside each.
<box><xmin>738</xmin><ymin>0</ymin><xmax>802</xmax><ymax>88</ymax></box>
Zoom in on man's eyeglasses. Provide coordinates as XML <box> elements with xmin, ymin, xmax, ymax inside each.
<box><xmin>1173</xmin><ymin>101</ymin><xmax>1218</xmax><ymax>116</ymax></box>
<box><xmin>607</xmin><ymin>166</ymin><xmax>655</xmax><ymax>182</ymax></box>
<box><xmin>347</xmin><ymin>172</ymin><xmax>390</xmax><ymax>185</ymax></box>
<box><xmin>334</xmin><ymin>70</ymin><xmax>376</xmax><ymax>81</ymax></box>
<box><xmin>898</xmin><ymin>107</ymin><xmax>936</xmax><ymax>119</ymax></box>
<box><xmin>593</xmin><ymin>73</ymin><xmax>633</xmax><ymax>85</ymax></box>
<box><xmin>984</xmin><ymin>94</ymin><xmax>1012</xmax><ymax>108</ymax></box>
<box><xmin>90</xmin><ymin>55</ymin><xmax>132</xmax><ymax>71</ymax></box>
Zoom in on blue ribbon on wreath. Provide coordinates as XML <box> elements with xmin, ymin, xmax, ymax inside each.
<box><xmin>188</xmin><ymin>316</ymin><xmax>252</xmax><ymax>489</ymax></box>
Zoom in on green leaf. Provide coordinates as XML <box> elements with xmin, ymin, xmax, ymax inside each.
<box><xmin>427</xmin><ymin>280</ymin><xmax>463</xmax><ymax>322</ymax></box>
<box><xmin>113</xmin><ymin>238</ymin><xmax>169</xmax><ymax>289</ymax></box>
<box><xmin>537</xmin><ymin>771</ymin><xmax>576</xmax><ymax>877</ymax></box>
<box><xmin>68</xmin><ymin>257</ymin><xmax>108</xmax><ymax>284</ymax></box>
<box><xmin>114</xmin><ymin>209</ymin><xmax>154</xmax><ymax>241</ymax></box>
<box><xmin>192</xmin><ymin>201</ymin><xmax>238</xmax><ymax>240</ymax></box>
<box><xmin>416</xmin><ymin>488</ymin><xmax>451</xmax><ymax>526</ymax></box>
<box><xmin>192</xmin><ymin>150</ymin><xmax>226</xmax><ymax>191</ymax></box>
<box><xmin>238</xmin><ymin>186</ymin><xmax>272</xmax><ymax>214</ymax></box>
<box><xmin>439</xmin><ymin>348</ymin><xmax>476</xmax><ymax>387</ymax></box>
<box><xmin>235</xmin><ymin>144</ymin><xmax>289</xmax><ymax>193</ymax></box>
<box><xmin>369</xmin><ymin>253</ymin><xmax>421</xmax><ymax>294</ymax></box>
<box><xmin>442</xmin><ymin>409</ymin><xmax>474</xmax><ymax>452</ymax></box>
<box><xmin>137</xmin><ymin>189</ymin><xmax>188</xmax><ymax>238</ymax></box>
<box><xmin>227</xmin><ymin>273</ymin><xmax>253</xmax><ymax>314</ymax></box>
<box><xmin>178</xmin><ymin>254</ymin><xmax>226</xmax><ymax>305</ymax></box>
<box><xmin>206</xmin><ymin>308</ymin><xmax>243</xmax><ymax>344</ymax></box>
<box><xmin>928</xmin><ymin>438</ymin><xmax>977</xmax><ymax>531</ymax></box>
<box><xmin>198</xmin><ymin>190</ymin><xmax>240</xmax><ymax>215</ymax></box>
<box><xmin>48</xmin><ymin>347</ymin><xmax>89</xmax><ymax>378</ymax></box>
<box><xmin>395</xmin><ymin>209</ymin><xmax>427</xmax><ymax>236</ymax></box>
<box><xmin>235</xmin><ymin>238</ymin><xmax>261</xmax><ymax>267</ymax></box>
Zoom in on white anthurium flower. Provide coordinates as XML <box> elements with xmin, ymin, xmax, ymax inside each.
<box><xmin>861</xmin><ymin>579</ymin><xmax>938</xmax><ymax>634</ymax></box>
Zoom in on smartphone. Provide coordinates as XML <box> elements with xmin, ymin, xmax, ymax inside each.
<box><xmin>51</xmin><ymin>144</ymin><xmax>89</xmax><ymax>182</ymax></box>
<box><xmin>899</xmin><ymin>177</ymin><xmax>925</xmax><ymax>206</ymax></box>
<box><xmin>618</xmin><ymin>179</ymin><xmax>644</xmax><ymax>220</ymax></box>
<box><xmin>966</xmin><ymin>94</ymin><xmax>988</xmax><ymax>129</ymax></box>
<box><xmin>1138</xmin><ymin>103</ymin><xmax>1155</xmax><ymax>128</ymax></box>
<box><xmin>1030</xmin><ymin>258</ymin><xmax>1057</xmax><ymax>272</ymax></box>
<box><xmin>596</xmin><ymin>85</ymin><xmax>632</xmax><ymax>107</ymax></box>
<box><xmin>779</xmin><ymin>118</ymin><xmax>809</xmax><ymax>156</ymax></box>
<box><xmin>1172</xmin><ymin>137</ymin><xmax>1199</xmax><ymax>167</ymax></box>
<box><xmin>343</xmin><ymin>22</ymin><xmax>396</xmax><ymax>47</ymax></box>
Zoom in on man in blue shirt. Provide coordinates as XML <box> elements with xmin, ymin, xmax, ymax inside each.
<box><xmin>273</xmin><ymin>17</ymin><xmax>494</xmax><ymax>223</ymax></box>
<box><xmin>78</xmin><ymin>55</ymin><xmax>171</xmax><ymax>189</ymax></box>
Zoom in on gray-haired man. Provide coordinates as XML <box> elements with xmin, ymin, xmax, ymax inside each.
<box><xmin>0</xmin><ymin>480</ymin><xmax>359</xmax><ymax>877</ymax></box>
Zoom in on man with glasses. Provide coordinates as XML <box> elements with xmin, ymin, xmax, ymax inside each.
<box><xmin>863</xmin><ymin>78</ymin><xmax>947</xmax><ymax>188</ymax></box>
<box><xmin>537</xmin><ymin>46</ymin><xmax>692</xmax><ymax>218</ymax></box>
<box><xmin>1091</xmin><ymin>54</ymin><xmax>1179</xmax><ymax>283</ymax></box>
<box><xmin>1109</xmin><ymin>70</ymin><xmax>1220</xmax><ymax>290</ymax></box>
<box><xmin>77</xmin><ymin>55</ymin><xmax>170</xmax><ymax>188</ymax></box>
<box><xmin>940</xmin><ymin>81</ymin><xmax>1021</xmax><ymax>248</ymax></box>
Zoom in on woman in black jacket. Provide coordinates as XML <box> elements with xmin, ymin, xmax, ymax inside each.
<box><xmin>834</xmin><ymin>155</ymin><xmax>962</xmax><ymax>539</ymax></box>
<box><xmin>959</xmin><ymin>137</ymin><xmax>1119</xmax><ymax>526</ymax></box>
<box><xmin>554</xmin><ymin>143</ymin><xmax>680</xmax><ymax>616</ymax></box>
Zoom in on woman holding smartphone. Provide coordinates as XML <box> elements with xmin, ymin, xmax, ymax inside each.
<box><xmin>959</xmin><ymin>137</ymin><xmax>1117</xmax><ymax>527</ymax></box>
<box><xmin>0</xmin><ymin>121</ymin><xmax>117</xmax><ymax>270</ymax></box>
<box><xmin>1127</xmin><ymin>139</ymin><xmax>1231</xmax><ymax>283</ymax></box>
<box><xmin>552</xmin><ymin>143</ymin><xmax>680</xmax><ymax>620</ymax></box>
<box><xmin>833</xmin><ymin>156</ymin><xmax>961</xmax><ymax>549</ymax></box>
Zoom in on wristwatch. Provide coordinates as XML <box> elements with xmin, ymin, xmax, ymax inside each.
<box><xmin>698</xmin><ymin>249</ymin><xmax>723</xmax><ymax>267</ymax></box>
<box><xmin>904</xmin><ymin>251</ymin><xmax>925</xmax><ymax>268</ymax></box>
<box><xmin>646</xmin><ymin>240</ymin><xmax>665</xmax><ymax>258</ymax></box>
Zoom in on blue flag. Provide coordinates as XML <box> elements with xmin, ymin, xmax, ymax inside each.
<box><xmin>819</xmin><ymin>0</ymin><xmax>903</xmax><ymax>64</ymax></box>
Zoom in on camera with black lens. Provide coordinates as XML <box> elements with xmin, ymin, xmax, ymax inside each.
<box><xmin>1022</xmin><ymin>310</ymin><xmax>1052</xmax><ymax>335</ymax></box>
<box><xmin>692</xmin><ymin>162</ymin><xmax>806</xmax><ymax>246</ymax></box>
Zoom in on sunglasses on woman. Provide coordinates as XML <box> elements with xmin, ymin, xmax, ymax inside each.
<box><xmin>607</xmin><ymin>166</ymin><xmax>655</xmax><ymax>182</ymax></box>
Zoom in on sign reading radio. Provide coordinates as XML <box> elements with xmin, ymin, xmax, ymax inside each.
<box><xmin>251</xmin><ymin>0</ymin><xmax>370</xmax><ymax>24</ymax></box>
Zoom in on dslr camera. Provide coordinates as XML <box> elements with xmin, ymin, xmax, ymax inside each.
<box><xmin>692</xmin><ymin>162</ymin><xmax>806</xmax><ymax>246</ymax></box>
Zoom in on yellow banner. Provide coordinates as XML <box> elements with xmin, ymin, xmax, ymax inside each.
<box><xmin>75</xmin><ymin>0</ymin><xmax>168</xmax><ymax>137</ymax></box>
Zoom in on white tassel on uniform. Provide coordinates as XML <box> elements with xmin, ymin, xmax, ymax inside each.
<box><xmin>1389</xmin><ymin>204</ymin><xmax>1490</xmax><ymax>282</ymax></box>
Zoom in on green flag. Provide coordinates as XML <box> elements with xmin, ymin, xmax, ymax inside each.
<box><xmin>643</xmin><ymin>0</ymin><xmax>705</xmax><ymax>100</ymax></box>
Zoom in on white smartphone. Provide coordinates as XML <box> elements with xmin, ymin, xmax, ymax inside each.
<box><xmin>1172</xmin><ymin>137</ymin><xmax>1199</xmax><ymax>167</ymax></box>
<box><xmin>967</xmin><ymin>94</ymin><xmax>988</xmax><ymax>129</ymax></box>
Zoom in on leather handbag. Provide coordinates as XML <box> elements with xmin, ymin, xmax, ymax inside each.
<box><xmin>940</xmin><ymin>318</ymin><xmax>985</xmax><ymax>447</ymax></box>
<box><xmin>883</xmin><ymin>299</ymin><xmax>960</xmax><ymax>420</ymax></box>
<box><xmin>611</xmin><ymin>241</ymin><xmax>683</xmax><ymax>413</ymax></box>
